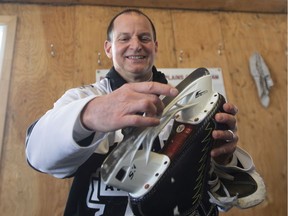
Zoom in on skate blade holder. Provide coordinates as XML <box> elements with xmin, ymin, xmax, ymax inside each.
<box><xmin>101</xmin><ymin>68</ymin><xmax>220</xmax><ymax>198</ymax></box>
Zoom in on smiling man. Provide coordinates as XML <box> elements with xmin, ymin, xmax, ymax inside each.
<box><xmin>104</xmin><ymin>10</ymin><xmax>158</xmax><ymax>83</ymax></box>
<box><xmin>23</xmin><ymin>9</ymin><xmax>265</xmax><ymax>216</ymax></box>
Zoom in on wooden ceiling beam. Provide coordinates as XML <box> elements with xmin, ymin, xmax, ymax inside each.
<box><xmin>1</xmin><ymin>0</ymin><xmax>287</xmax><ymax>14</ymax></box>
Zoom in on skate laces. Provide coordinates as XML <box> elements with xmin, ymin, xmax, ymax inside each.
<box><xmin>208</xmin><ymin>163</ymin><xmax>239</xmax><ymax>212</ymax></box>
<box><xmin>208</xmin><ymin>147</ymin><xmax>266</xmax><ymax>211</ymax></box>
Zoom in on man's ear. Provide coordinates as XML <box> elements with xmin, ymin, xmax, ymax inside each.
<box><xmin>155</xmin><ymin>41</ymin><xmax>158</xmax><ymax>53</ymax></box>
<box><xmin>104</xmin><ymin>40</ymin><xmax>112</xmax><ymax>59</ymax></box>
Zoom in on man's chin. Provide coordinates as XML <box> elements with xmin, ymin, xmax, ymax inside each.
<box><xmin>127</xmin><ymin>66</ymin><xmax>151</xmax><ymax>74</ymax></box>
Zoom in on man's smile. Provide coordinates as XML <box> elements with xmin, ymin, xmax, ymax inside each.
<box><xmin>126</xmin><ymin>55</ymin><xmax>146</xmax><ymax>59</ymax></box>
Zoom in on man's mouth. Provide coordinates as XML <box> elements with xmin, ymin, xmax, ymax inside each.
<box><xmin>126</xmin><ymin>55</ymin><xmax>146</xmax><ymax>59</ymax></box>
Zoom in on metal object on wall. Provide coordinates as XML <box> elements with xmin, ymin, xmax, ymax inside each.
<box><xmin>249</xmin><ymin>52</ymin><xmax>274</xmax><ymax>108</ymax></box>
<box><xmin>50</xmin><ymin>44</ymin><xmax>56</xmax><ymax>57</ymax></box>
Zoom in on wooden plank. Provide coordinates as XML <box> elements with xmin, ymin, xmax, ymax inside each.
<box><xmin>218</xmin><ymin>12</ymin><xmax>287</xmax><ymax>216</ymax></box>
<box><xmin>0</xmin><ymin>4</ymin><xmax>73</xmax><ymax>216</ymax></box>
<box><xmin>1</xmin><ymin>0</ymin><xmax>287</xmax><ymax>14</ymax></box>
<box><xmin>0</xmin><ymin>15</ymin><xmax>17</xmax><ymax>165</ymax></box>
<box><xmin>73</xmin><ymin>6</ymin><xmax>119</xmax><ymax>85</ymax></box>
<box><xmin>143</xmin><ymin>9</ymin><xmax>177</xmax><ymax>68</ymax></box>
<box><xmin>171</xmin><ymin>11</ymin><xmax>235</xmax><ymax>100</ymax></box>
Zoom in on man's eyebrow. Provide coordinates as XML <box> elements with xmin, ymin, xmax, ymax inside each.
<box><xmin>139</xmin><ymin>32</ymin><xmax>152</xmax><ymax>35</ymax></box>
<box><xmin>117</xmin><ymin>32</ymin><xmax>130</xmax><ymax>37</ymax></box>
<box><xmin>115</xmin><ymin>32</ymin><xmax>152</xmax><ymax>39</ymax></box>
<box><xmin>137</xmin><ymin>32</ymin><xmax>153</xmax><ymax>38</ymax></box>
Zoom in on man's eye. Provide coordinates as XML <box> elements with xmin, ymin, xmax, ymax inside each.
<box><xmin>140</xmin><ymin>36</ymin><xmax>152</xmax><ymax>42</ymax></box>
<box><xmin>119</xmin><ymin>37</ymin><xmax>129</xmax><ymax>42</ymax></box>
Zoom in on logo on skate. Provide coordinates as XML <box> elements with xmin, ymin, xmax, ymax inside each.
<box><xmin>129</xmin><ymin>164</ymin><xmax>137</xmax><ymax>180</ymax></box>
<box><xmin>195</xmin><ymin>90</ymin><xmax>208</xmax><ymax>98</ymax></box>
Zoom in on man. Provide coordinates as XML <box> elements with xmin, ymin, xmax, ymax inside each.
<box><xmin>26</xmin><ymin>9</ymin><xmax>261</xmax><ymax>216</ymax></box>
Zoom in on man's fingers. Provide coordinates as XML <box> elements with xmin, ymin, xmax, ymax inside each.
<box><xmin>214</xmin><ymin>112</ymin><xmax>237</xmax><ymax>131</ymax></box>
<box><xmin>129</xmin><ymin>97</ymin><xmax>164</xmax><ymax>117</ymax></box>
<box><xmin>117</xmin><ymin>89</ymin><xmax>165</xmax><ymax>117</ymax></box>
<box><xmin>82</xmin><ymin>82</ymin><xmax>178</xmax><ymax>132</ymax></box>
<box><xmin>223</xmin><ymin>102</ymin><xmax>239</xmax><ymax>116</ymax></box>
<box><xmin>212</xmin><ymin>130</ymin><xmax>239</xmax><ymax>143</ymax></box>
<box><xmin>118</xmin><ymin>82</ymin><xmax>176</xmax><ymax>117</ymax></box>
<box><xmin>126</xmin><ymin>82</ymin><xmax>179</xmax><ymax>97</ymax></box>
<box><xmin>122</xmin><ymin>115</ymin><xmax>161</xmax><ymax>128</ymax></box>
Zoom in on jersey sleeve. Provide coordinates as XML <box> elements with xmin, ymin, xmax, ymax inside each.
<box><xmin>25</xmin><ymin>84</ymin><xmax>111</xmax><ymax>178</ymax></box>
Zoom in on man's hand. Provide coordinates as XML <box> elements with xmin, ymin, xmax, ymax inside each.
<box><xmin>211</xmin><ymin>102</ymin><xmax>239</xmax><ymax>165</ymax></box>
<box><xmin>81</xmin><ymin>82</ymin><xmax>178</xmax><ymax>132</ymax></box>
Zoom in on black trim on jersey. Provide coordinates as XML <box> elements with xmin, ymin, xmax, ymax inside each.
<box><xmin>25</xmin><ymin>120</ymin><xmax>45</xmax><ymax>174</ymax></box>
<box><xmin>77</xmin><ymin>132</ymin><xmax>96</xmax><ymax>147</ymax></box>
<box><xmin>105</xmin><ymin>66</ymin><xmax>168</xmax><ymax>91</ymax></box>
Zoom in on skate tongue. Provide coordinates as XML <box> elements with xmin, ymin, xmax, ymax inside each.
<box><xmin>101</xmin><ymin>68</ymin><xmax>211</xmax><ymax>191</ymax></box>
<box><xmin>162</xmin><ymin>67</ymin><xmax>209</xmax><ymax>106</ymax></box>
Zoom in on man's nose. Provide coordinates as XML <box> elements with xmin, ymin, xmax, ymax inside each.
<box><xmin>130</xmin><ymin>38</ymin><xmax>142</xmax><ymax>50</ymax></box>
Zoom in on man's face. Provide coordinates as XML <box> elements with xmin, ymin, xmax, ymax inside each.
<box><xmin>104</xmin><ymin>12</ymin><xmax>158</xmax><ymax>82</ymax></box>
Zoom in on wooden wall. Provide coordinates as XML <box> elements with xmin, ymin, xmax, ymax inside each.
<box><xmin>2</xmin><ymin>0</ymin><xmax>287</xmax><ymax>13</ymax></box>
<box><xmin>0</xmin><ymin>3</ymin><xmax>286</xmax><ymax>216</ymax></box>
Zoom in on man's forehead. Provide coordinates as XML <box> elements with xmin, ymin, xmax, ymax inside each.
<box><xmin>115</xmin><ymin>12</ymin><xmax>147</xmax><ymax>20</ymax></box>
<box><xmin>110</xmin><ymin>12</ymin><xmax>155</xmax><ymax>41</ymax></box>
<box><xmin>113</xmin><ymin>12</ymin><xmax>151</xmax><ymax>28</ymax></box>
